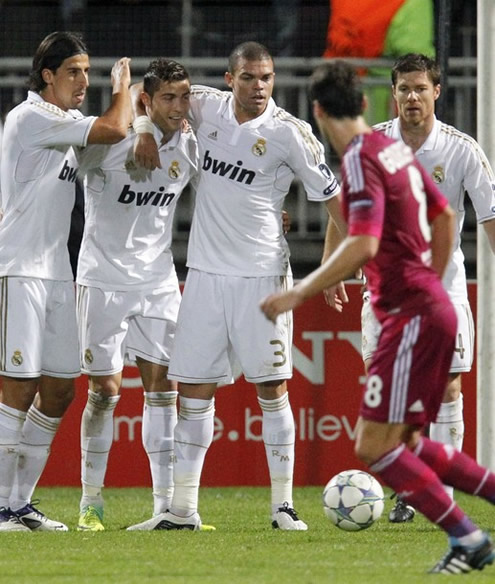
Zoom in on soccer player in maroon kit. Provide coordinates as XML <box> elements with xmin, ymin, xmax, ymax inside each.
<box><xmin>260</xmin><ymin>61</ymin><xmax>495</xmax><ymax>575</ymax></box>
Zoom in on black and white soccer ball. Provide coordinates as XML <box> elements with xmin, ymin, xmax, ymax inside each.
<box><xmin>323</xmin><ymin>469</ymin><xmax>385</xmax><ymax>531</ymax></box>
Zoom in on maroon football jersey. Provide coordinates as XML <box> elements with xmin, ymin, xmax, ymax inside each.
<box><xmin>341</xmin><ymin>131</ymin><xmax>450</xmax><ymax>321</ymax></box>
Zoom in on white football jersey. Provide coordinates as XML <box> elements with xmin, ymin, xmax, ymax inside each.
<box><xmin>374</xmin><ymin>117</ymin><xmax>495</xmax><ymax>302</ymax></box>
<box><xmin>76</xmin><ymin>124</ymin><xmax>198</xmax><ymax>290</ymax></box>
<box><xmin>186</xmin><ymin>85</ymin><xmax>340</xmax><ymax>276</ymax></box>
<box><xmin>0</xmin><ymin>91</ymin><xmax>97</xmax><ymax>281</ymax></box>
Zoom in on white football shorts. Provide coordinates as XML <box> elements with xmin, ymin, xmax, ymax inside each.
<box><xmin>168</xmin><ymin>269</ymin><xmax>293</xmax><ymax>385</ymax></box>
<box><xmin>361</xmin><ymin>293</ymin><xmax>474</xmax><ymax>373</ymax></box>
<box><xmin>77</xmin><ymin>280</ymin><xmax>181</xmax><ymax>376</ymax></box>
<box><xmin>0</xmin><ymin>276</ymin><xmax>80</xmax><ymax>378</ymax></box>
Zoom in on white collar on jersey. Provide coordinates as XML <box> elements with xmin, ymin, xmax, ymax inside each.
<box><xmin>225</xmin><ymin>96</ymin><xmax>276</xmax><ymax>128</ymax></box>
<box><xmin>27</xmin><ymin>90</ymin><xmax>44</xmax><ymax>104</ymax></box>
<box><xmin>393</xmin><ymin>115</ymin><xmax>440</xmax><ymax>154</ymax></box>
<box><xmin>151</xmin><ymin>122</ymin><xmax>181</xmax><ymax>150</ymax></box>
<box><xmin>27</xmin><ymin>90</ymin><xmax>83</xmax><ymax>119</ymax></box>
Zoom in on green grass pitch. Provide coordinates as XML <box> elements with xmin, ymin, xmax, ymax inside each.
<box><xmin>0</xmin><ymin>487</ymin><xmax>493</xmax><ymax>583</ymax></box>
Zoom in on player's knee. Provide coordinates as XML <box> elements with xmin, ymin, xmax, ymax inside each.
<box><xmin>442</xmin><ymin>374</ymin><xmax>462</xmax><ymax>402</ymax></box>
<box><xmin>37</xmin><ymin>380</ymin><xmax>75</xmax><ymax>416</ymax></box>
<box><xmin>89</xmin><ymin>375</ymin><xmax>121</xmax><ymax>397</ymax></box>
<box><xmin>354</xmin><ymin>437</ymin><xmax>376</xmax><ymax>465</ymax></box>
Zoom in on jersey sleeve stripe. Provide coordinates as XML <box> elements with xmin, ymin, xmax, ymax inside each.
<box><xmin>344</xmin><ymin>136</ymin><xmax>365</xmax><ymax>193</ymax></box>
<box><xmin>273</xmin><ymin>108</ymin><xmax>322</xmax><ymax>165</ymax></box>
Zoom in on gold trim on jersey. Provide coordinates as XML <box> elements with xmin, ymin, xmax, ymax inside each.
<box><xmin>273</xmin><ymin>108</ymin><xmax>322</xmax><ymax>165</ymax></box>
<box><xmin>440</xmin><ymin>123</ymin><xmax>495</xmax><ymax>181</ymax></box>
<box><xmin>28</xmin><ymin>98</ymin><xmax>71</xmax><ymax>119</ymax></box>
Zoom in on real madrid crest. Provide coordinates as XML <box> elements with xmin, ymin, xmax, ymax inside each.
<box><xmin>84</xmin><ymin>349</ymin><xmax>94</xmax><ymax>365</ymax></box>
<box><xmin>11</xmin><ymin>350</ymin><xmax>23</xmax><ymax>366</ymax></box>
<box><xmin>252</xmin><ymin>139</ymin><xmax>266</xmax><ymax>157</ymax></box>
<box><xmin>432</xmin><ymin>166</ymin><xmax>444</xmax><ymax>184</ymax></box>
<box><xmin>169</xmin><ymin>161</ymin><xmax>180</xmax><ymax>179</ymax></box>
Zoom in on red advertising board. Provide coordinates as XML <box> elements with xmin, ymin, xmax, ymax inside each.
<box><xmin>39</xmin><ymin>283</ymin><xmax>477</xmax><ymax>487</ymax></box>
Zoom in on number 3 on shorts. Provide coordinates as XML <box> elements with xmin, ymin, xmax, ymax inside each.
<box><xmin>364</xmin><ymin>374</ymin><xmax>383</xmax><ymax>408</ymax></box>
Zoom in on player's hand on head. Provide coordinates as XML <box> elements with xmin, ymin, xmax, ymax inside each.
<box><xmin>111</xmin><ymin>57</ymin><xmax>132</xmax><ymax>91</ymax></box>
<box><xmin>323</xmin><ymin>282</ymin><xmax>348</xmax><ymax>313</ymax></box>
<box><xmin>134</xmin><ymin>133</ymin><xmax>161</xmax><ymax>170</ymax></box>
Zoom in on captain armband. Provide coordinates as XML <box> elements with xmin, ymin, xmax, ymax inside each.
<box><xmin>132</xmin><ymin>115</ymin><xmax>154</xmax><ymax>134</ymax></box>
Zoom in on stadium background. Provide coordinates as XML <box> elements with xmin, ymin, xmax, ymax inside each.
<box><xmin>0</xmin><ymin>1</ymin><xmax>481</xmax><ymax>486</ymax></box>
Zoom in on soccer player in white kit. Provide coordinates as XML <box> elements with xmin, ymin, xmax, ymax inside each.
<box><xmin>0</xmin><ymin>31</ymin><xmax>131</xmax><ymax>532</ymax></box>
<box><xmin>362</xmin><ymin>53</ymin><xmax>495</xmax><ymax>522</ymax></box>
<box><xmin>75</xmin><ymin>58</ymin><xmax>202</xmax><ymax>531</ymax></box>
<box><xmin>133</xmin><ymin>42</ymin><xmax>345</xmax><ymax>531</ymax></box>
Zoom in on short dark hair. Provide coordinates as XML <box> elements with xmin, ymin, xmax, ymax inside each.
<box><xmin>227</xmin><ymin>41</ymin><xmax>273</xmax><ymax>74</ymax></box>
<box><xmin>143</xmin><ymin>58</ymin><xmax>190</xmax><ymax>97</ymax></box>
<box><xmin>391</xmin><ymin>53</ymin><xmax>441</xmax><ymax>86</ymax></box>
<box><xmin>30</xmin><ymin>31</ymin><xmax>88</xmax><ymax>92</ymax></box>
<box><xmin>308</xmin><ymin>61</ymin><xmax>364</xmax><ymax>119</ymax></box>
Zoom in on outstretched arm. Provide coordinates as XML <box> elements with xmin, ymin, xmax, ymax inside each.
<box><xmin>261</xmin><ymin>234</ymin><xmax>378</xmax><ymax>322</ymax></box>
<box><xmin>322</xmin><ymin>197</ymin><xmax>349</xmax><ymax>312</ymax></box>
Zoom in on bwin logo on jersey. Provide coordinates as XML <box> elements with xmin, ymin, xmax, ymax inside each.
<box><xmin>202</xmin><ymin>150</ymin><xmax>255</xmax><ymax>184</ymax></box>
<box><xmin>118</xmin><ymin>184</ymin><xmax>176</xmax><ymax>207</ymax></box>
<box><xmin>58</xmin><ymin>160</ymin><xmax>77</xmax><ymax>183</ymax></box>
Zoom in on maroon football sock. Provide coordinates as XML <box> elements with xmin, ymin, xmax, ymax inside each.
<box><xmin>370</xmin><ymin>444</ymin><xmax>479</xmax><ymax>538</ymax></box>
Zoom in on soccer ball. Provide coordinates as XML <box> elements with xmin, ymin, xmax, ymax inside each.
<box><xmin>323</xmin><ymin>469</ymin><xmax>384</xmax><ymax>531</ymax></box>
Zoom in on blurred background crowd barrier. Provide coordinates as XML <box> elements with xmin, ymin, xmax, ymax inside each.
<box><xmin>0</xmin><ymin>0</ymin><xmax>477</xmax><ymax>278</ymax></box>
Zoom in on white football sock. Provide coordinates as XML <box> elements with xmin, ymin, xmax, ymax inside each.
<box><xmin>170</xmin><ymin>396</ymin><xmax>214</xmax><ymax>517</ymax></box>
<box><xmin>430</xmin><ymin>394</ymin><xmax>464</xmax><ymax>500</ymax></box>
<box><xmin>258</xmin><ymin>393</ymin><xmax>295</xmax><ymax>515</ymax></box>
<box><xmin>80</xmin><ymin>389</ymin><xmax>120</xmax><ymax>511</ymax></box>
<box><xmin>142</xmin><ymin>391</ymin><xmax>177</xmax><ymax>515</ymax></box>
<box><xmin>10</xmin><ymin>405</ymin><xmax>61</xmax><ymax>511</ymax></box>
<box><xmin>0</xmin><ymin>403</ymin><xmax>26</xmax><ymax>508</ymax></box>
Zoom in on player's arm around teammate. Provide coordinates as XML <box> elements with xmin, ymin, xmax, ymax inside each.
<box><xmin>0</xmin><ymin>31</ymin><xmax>131</xmax><ymax>532</ymax></box>
<box><xmin>76</xmin><ymin>59</ymin><xmax>198</xmax><ymax>531</ymax></box>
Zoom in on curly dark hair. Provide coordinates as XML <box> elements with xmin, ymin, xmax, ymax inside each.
<box><xmin>308</xmin><ymin>61</ymin><xmax>364</xmax><ymax>119</ymax></box>
<box><xmin>143</xmin><ymin>58</ymin><xmax>190</xmax><ymax>97</ymax></box>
